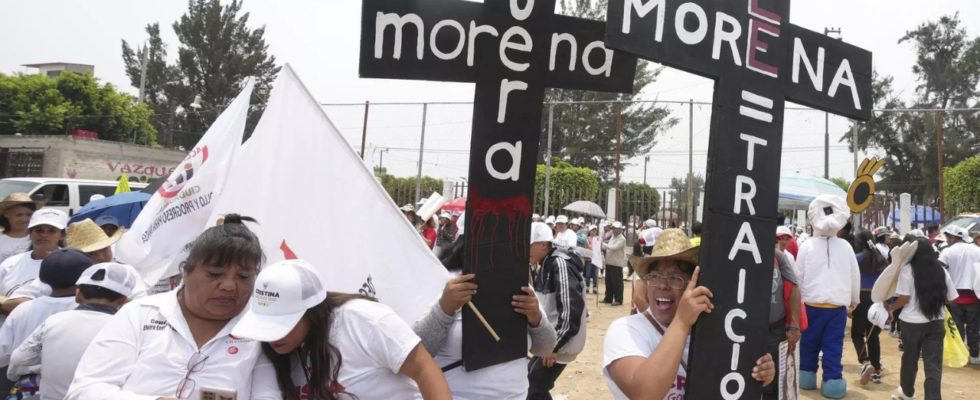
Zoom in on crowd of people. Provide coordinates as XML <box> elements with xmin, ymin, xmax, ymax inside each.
<box><xmin>0</xmin><ymin>188</ymin><xmax>972</xmax><ymax>400</ymax></box>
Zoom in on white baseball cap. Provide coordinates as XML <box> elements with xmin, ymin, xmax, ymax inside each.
<box><xmin>867</xmin><ymin>302</ymin><xmax>890</xmax><ymax>330</ymax></box>
<box><xmin>645</xmin><ymin>219</ymin><xmax>656</xmax><ymax>228</ymax></box>
<box><xmin>95</xmin><ymin>215</ymin><xmax>120</xmax><ymax>227</ymax></box>
<box><xmin>232</xmin><ymin>259</ymin><xmax>327</xmax><ymax>342</ymax></box>
<box><xmin>76</xmin><ymin>262</ymin><xmax>140</xmax><ymax>298</ymax></box>
<box><xmin>532</xmin><ymin>213</ymin><xmax>541</xmax><ymax>221</ymax></box>
<box><xmin>943</xmin><ymin>225</ymin><xmax>974</xmax><ymax>243</ymax></box>
<box><xmin>530</xmin><ymin>222</ymin><xmax>553</xmax><ymax>244</ymax></box>
<box><xmin>545</xmin><ymin>216</ymin><xmax>556</xmax><ymax>225</ymax></box>
<box><xmin>29</xmin><ymin>208</ymin><xmax>68</xmax><ymax>230</ymax></box>
<box><xmin>776</xmin><ymin>226</ymin><xmax>794</xmax><ymax>238</ymax></box>
<box><xmin>611</xmin><ymin>221</ymin><xmax>624</xmax><ymax>230</ymax></box>
<box><xmin>555</xmin><ymin>215</ymin><xmax>569</xmax><ymax>224</ymax></box>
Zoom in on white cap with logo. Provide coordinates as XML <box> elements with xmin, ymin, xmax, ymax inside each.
<box><xmin>530</xmin><ymin>222</ymin><xmax>554</xmax><ymax>244</ymax></box>
<box><xmin>76</xmin><ymin>262</ymin><xmax>140</xmax><ymax>298</ymax></box>
<box><xmin>545</xmin><ymin>216</ymin><xmax>556</xmax><ymax>225</ymax></box>
<box><xmin>942</xmin><ymin>225</ymin><xmax>974</xmax><ymax>244</ymax></box>
<box><xmin>232</xmin><ymin>259</ymin><xmax>327</xmax><ymax>342</ymax></box>
<box><xmin>555</xmin><ymin>215</ymin><xmax>569</xmax><ymax>224</ymax></box>
<box><xmin>29</xmin><ymin>208</ymin><xmax>68</xmax><ymax>230</ymax></box>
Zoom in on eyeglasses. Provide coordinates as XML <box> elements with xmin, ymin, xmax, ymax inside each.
<box><xmin>643</xmin><ymin>273</ymin><xmax>687</xmax><ymax>290</ymax></box>
<box><xmin>175</xmin><ymin>352</ymin><xmax>209</xmax><ymax>400</ymax></box>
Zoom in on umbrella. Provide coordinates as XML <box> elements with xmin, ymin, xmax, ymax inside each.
<box><xmin>778</xmin><ymin>174</ymin><xmax>847</xmax><ymax>210</ymax></box>
<box><xmin>442</xmin><ymin>196</ymin><xmax>466</xmax><ymax>212</ymax></box>
<box><xmin>564</xmin><ymin>200</ymin><xmax>606</xmax><ymax>219</ymax></box>
<box><xmin>69</xmin><ymin>191</ymin><xmax>151</xmax><ymax>228</ymax></box>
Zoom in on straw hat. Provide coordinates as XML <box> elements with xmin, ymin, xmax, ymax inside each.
<box><xmin>66</xmin><ymin>219</ymin><xmax>124</xmax><ymax>253</ymax></box>
<box><xmin>0</xmin><ymin>193</ymin><xmax>46</xmax><ymax>215</ymax></box>
<box><xmin>628</xmin><ymin>229</ymin><xmax>699</xmax><ymax>277</ymax></box>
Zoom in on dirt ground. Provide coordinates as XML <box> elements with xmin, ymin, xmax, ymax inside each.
<box><xmin>551</xmin><ymin>280</ymin><xmax>979</xmax><ymax>399</ymax></box>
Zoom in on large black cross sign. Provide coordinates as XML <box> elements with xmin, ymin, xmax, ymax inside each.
<box><xmin>605</xmin><ymin>0</ymin><xmax>872</xmax><ymax>398</ymax></box>
<box><xmin>360</xmin><ymin>0</ymin><xmax>637</xmax><ymax>371</ymax></box>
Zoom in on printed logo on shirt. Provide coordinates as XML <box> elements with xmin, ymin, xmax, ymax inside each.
<box><xmin>225</xmin><ymin>335</ymin><xmax>254</xmax><ymax>344</ymax></box>
<box><xmin>670</xmin><ymin>375</ymin><xmax>686</xmax><ymax>392</ymax></box>
<box><xmin>143</xmin><ymin>318</ymin><xmax>168</xmax><ymax>331</ymax></box>
<box><xmin>228</xmin><ymin>346</ymin><xmax>239</xmax><ymax>355</ymax></box>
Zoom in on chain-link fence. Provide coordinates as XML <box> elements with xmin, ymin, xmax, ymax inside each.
<box><xmin>323</xmin><ymin>101</ymin><xmax>980</xmax><ymax>230</ymax></box>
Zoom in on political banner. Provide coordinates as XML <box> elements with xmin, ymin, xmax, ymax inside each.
<box><xmin>115</xmin><ymin>79</ymin><xmax>255</xmax><ymax>286</ymax></box>
<box><xmin>210</xmin><ymin>64</ymin><xmax>448</xmax><ymax>323</ymax></box>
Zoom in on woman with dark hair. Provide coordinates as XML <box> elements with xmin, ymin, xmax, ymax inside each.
<box><xmin>411</xmin><ymin>233</ymin><xmax>556</xmax><ymax>399</ymax></box>
<box><xmin>852</xmin><ymin>229</ymin><xmax>888</xmax><ymax>385</ymax></box>
<box><xmin>67</xmin><ymin>215</ymin><xmax>280</xmax><ymax>400</ymax></box>
<box><xmin>603</xmin><ymin>229</ymin><xmax>775</xmax><ymax>400</ymax></box>
<box><xmin>0</xmin><ymin>209</ymin><xmax>67</xmax><ymax>323</ymax></box>
<box><xmin>0</xmin><ymin>194</ymin><xmax>42</xmax><ymax>264</ymax></box>
<box><xmin>888</xmin><ymin>238</ymin><xmax>958</xmax><ymax>400</ymax></box>
<box><xmin>231</xmin><ymin>259</ymin><xmax>451</xmax><ymax>400</ymax></box>
<box><xmin>421</xmin><ymin>216</ymin><xmax>438</xmax><ymax>250</ymax></box>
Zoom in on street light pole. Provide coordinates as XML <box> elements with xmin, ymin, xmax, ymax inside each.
<box><xmin>644</xmin><ymin>155</ymin><xmax>649</xmax><ymax>185</ymax></box>
<box><xmin>823</xmin><ymin>28</ymin><xmax>842</xmax><ymax>180</ymax></box>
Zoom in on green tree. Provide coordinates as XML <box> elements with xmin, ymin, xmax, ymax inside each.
<box><xmin>667</xmin><ymin>174</ymin><xmax>704</xmax><ymax>221</ymax></box>
<box><xmin>542</xmin><ymin>0</ymin><xmax>679</xmax><ymax>182</ymax></box>
<box><xmin>0</xmin><ymin>72</ymin><xmax>156</xmax><ymax>143</ymax></box>
<box><xmin>844</xmin><ymin>14</ymin><xmax>980</xmax><ymax>200</ymax></box>
<box><xmin>944</xmin><ymin>155</ymin><xmax>980</xmax><ymax>215</ymax></box>
<box><xmin>122</xmin><ymin>0</ymin><xmax>279</xmax><ymax>149</ymax></box>
<box><xmin>829</xmin><ymin>177</ymin><xmax>851</xmax><ymax>192</ymax></box>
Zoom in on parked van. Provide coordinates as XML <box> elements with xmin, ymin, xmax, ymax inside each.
<box><xmin>0</xmin><ymin>178</ymin><xmax>147</xmax><ymax>217</ymax></box>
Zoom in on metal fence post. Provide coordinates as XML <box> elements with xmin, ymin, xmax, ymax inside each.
<box><xmin>360</xmin><ymin>101</ymin><xmax>370</xmax><ymax>160</ymax></box>
<box><xmin>824</xmin><ymin>111</ymin><xmax>830</xmax><ymax>179</ymax></box>
<box><xmin>688</xmin><ymin>99</ymin><xmax>694</xmax><ymax>235</ymax></box>
<box><xmin>545</xmin><ymin>104</ymin><xmax>554</xmax><ymax>217</ymax></box>
<box><xmin>937</xmin><ymin>110</ymin><xmax>945</xmax><ymax>223</ymax></box>
<box><xmin>415</xmin><ymin>103</ymin><xmax>428</xmax><ymax>204</ymax></box>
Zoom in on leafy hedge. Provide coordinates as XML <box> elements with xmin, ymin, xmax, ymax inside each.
<box><xmin>377</xmin><ymin>174</ymin><xmax>443</xmax><ymax>207</ymax></box>
<box><xmin>944</xmin><ymin>155</ymin><xmax>980</xmax><ymax>215</ymax></box>
<box><xmin>534</xmin><ymin>158</ymin><xmax>601</xmax><ymax>215</ymax></box>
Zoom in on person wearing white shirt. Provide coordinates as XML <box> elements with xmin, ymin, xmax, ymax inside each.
<box><xmin>0</xmin><ymin>194</ymin><xmax>43</xmax><ymax>265</ymax></box>
<box><xmin>412</xmin><ymin>235</ymin><xmax>557</xmax><ymax>400</ymax></box>
<box><xmin>887</xmin><ymin>238</ymin><xmax>959</xmax><ymax>400</ymax></box>
<box><xmin>230</xmin><ymin>259</ymin><xmax>451</xmax><ymax>400</ymax></box>
<box><xmin>603</xmin><ymin>229</ymin><xmax>774</xmax><ymax>400</ymax></box>
<box><xmin>8</xmin><ymin>262</ymin><xmax>137</xmax><ymax>400</ymax></box>
<box><xmin>3</xmin><ymin>218</ymin><xmax>148</xmax><ymax>314</ymax></box>
<box><xmin>939</xmin><ymin>226</ymin><xmax>980</xmax><ymax>365</ymax></box>
<box><xmin>66</xmin><ymin>214</ymin><xmax>280</xmax><ymax>400</ymax></box>
<box><xmin>552</xmin><ymin>215</ymin><xmax>577</xmax><ymax>249</ymax></box>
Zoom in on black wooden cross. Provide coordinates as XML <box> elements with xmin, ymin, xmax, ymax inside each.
<box><xmin>359</xmin><ymin>0</ymin><xmax>638</xmax><ymax>371</ymax></box>
<box><xmin>605</xmin><ymin>0</ymin><xmax>872</xmax><ymax>398</ymax></box>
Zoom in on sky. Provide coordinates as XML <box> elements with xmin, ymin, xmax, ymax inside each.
<box><xmin>2</xmin><ymin>0</ymin><xmax>977</xmax><ymax>192</ymax></box>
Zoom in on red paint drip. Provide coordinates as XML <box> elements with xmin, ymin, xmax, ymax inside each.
<box><xmin>467</xmin><ymin>189</ymin><xmax>531</xmax><ymax>273</ymax></box>
<box><xmin>281</xmin><ymin>240</ymin><xmax>298</xmax><ymax>260</ymax></box>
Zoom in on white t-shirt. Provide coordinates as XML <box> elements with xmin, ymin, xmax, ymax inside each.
<box><xmin>8</xmin><ymin>307</ymin><xmax>115</xmax><ymax>400</ymax></box>
<box><xmin>895</xmin><ymin>265</ymin><xmax>959</xmax><ymax>324</ymax></box>
<box><xmin>66</xmin><ymin>291</ymin><xmax>280</xmax><ymax>400</ymax></box>
<box><xmin>555</xmin><ymin>230</ymin><xmax>577</xmax><ymax>249</ymax></box>
<box><xmin>0</xmin><ymin>253</ymin><xmax>43</xmax><ymax>327</ymax></box>
<box><xmin>291</xmin><ymin>300</ymin><xmax>422</xmax><ymax>399</ymax></box>
<box><xmin>603</xmin><ymin>312</ymin><xmax>689</xmax><ymax>400</ymax></box>
<box><xmin>876</xmin><ymin>243</ymin><xmax>891</xmax><ymax>260</ymax></box>
<box><xmin>939</xmin><ymin>242</ymin><xmax>980</xmax><ymax>290</ymax></box>
<box><xmin>0</xmin><ymin>235</ymin><xmax>30</xmax><ymax>265</ymax></box>
<box><xmin>0</xmin><ymin>296</ymin><xmax>77</xmax><ymax>368</ymax></box>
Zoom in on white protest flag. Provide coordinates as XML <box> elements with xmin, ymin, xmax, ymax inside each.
<box><xmin>116</xmin><ymin>79</ymin><xmax>255</xmax><ymax>285</ymax></box>
<box><xmin>211</xmin><ymin>64</ymin><xmax>448</xmax><ymax>322</ymax></box>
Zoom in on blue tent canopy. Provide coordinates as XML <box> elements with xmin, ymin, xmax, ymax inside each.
<box><xmin>778</xmin><ymin>175</ymin><xmax>847</xmax><ymax>211</ymax></box>
<box><xmin>891</xmin><ymin>205</ymin><xmax>942</xmax><ymax>224</ymax></box>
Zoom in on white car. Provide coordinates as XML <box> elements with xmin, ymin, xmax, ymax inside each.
<box><xmin>0</xmin><ymin>178</ymin><xmax>147</xmax><ymax>217</ymax></box>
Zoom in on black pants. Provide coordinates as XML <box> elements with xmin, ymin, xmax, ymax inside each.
<box><xmin>526</xmin><ymin>356</ymin><xmax>568</xmax><ymax>400</ymax></box>
<box><xmin>762</xmin><ymin>325</ymin><xmax>788</xmax><ymax>399</ymax></box>
<box><xmin>949</xmin><ymin>302</ymin><xmax>980</xmax><ymax>357</ymax></box>
<box><xmin>851</xmin><ymin>291</ymin><xmax>882</xmax><ymax>370</ymax></box>
<box><xmin>0</xmin><ymin>367</ymin><xmax>13</xmax><ymax>395</ymax></box>
<box><xmin>603</xmin><ymin>265</ymin><xmax>624</xmax><ymax>303</ymax></box>
<box><xmin>900</xmin><ymin>320</ymin><xmax>945</xmax><ymax>400</ymax></box>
